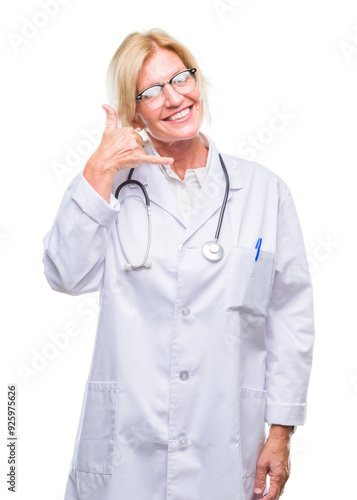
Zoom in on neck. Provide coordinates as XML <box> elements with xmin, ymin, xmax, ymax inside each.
<box><xmin>150</xmin><ymin>134</ymin><xmax>208</xmax><ymax>180</ymax></box>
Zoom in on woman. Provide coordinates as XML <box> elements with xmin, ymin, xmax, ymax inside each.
<box><xmin>43</xmin><ymin>29</ymin><xmax>315</xmax><ymax>500</ymax></box>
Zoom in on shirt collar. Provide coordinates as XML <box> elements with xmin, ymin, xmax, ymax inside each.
<box><xmin>143</xmin><ymin>132</ymin><xmax>211</xmax><ymax>188</ymax></box>
<box><xmin>140</xmin><ymin>132</ymin><xmax>243</xmax><ymax>190</ymax></box>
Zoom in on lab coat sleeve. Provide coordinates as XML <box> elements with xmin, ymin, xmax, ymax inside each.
<box><xmin>42</xmin><ymin>173</ymin><xmax>120</xmax><ymax>295</ymax></box>
<box><xmin>264</xmin><ymin>189</ymin><xmax>315</xmax><ymax>426</ymax></box>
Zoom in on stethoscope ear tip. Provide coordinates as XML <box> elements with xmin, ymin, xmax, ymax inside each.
<box><xmin>144</xmin><ymin>262</ymin><xmax>152</xmax><ymax>268</ymax></box>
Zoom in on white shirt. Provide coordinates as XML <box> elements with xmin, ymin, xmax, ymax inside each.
<box><xmin>144</xmin><ymin>133</ymin><xmax>211</xmax><ymax>225</ymax></box>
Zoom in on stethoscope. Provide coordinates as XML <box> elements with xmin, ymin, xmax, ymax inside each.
<box><xmin>114</xmin><ymin>153</ymin><xmax>230</xmax><ymax>271</ymax></box>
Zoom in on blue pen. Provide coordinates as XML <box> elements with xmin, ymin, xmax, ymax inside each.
<box><xmin>255</xmin><ymin>238</ymin><xmax>262</xmax><ymax>261</ymax></box>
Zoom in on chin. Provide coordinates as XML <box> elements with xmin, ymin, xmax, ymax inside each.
<box><xmin>149</xmin><ymin>121</ymin><xmax>202</xmax><ymax>144</ymax></box>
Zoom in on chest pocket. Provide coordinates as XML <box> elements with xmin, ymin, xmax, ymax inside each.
<box><xmin>226</xmin><ymin>246</ymin><xmax>276</xmax><ymax>317</ymax></box>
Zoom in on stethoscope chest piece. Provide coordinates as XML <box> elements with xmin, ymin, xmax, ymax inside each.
<box><xmin>202</xmin><ymin>240</ymin><xmax>224</xmax><ymax>262</ymax></box>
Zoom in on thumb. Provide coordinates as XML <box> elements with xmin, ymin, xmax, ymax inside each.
<box><xmin>102</xmin><ymin>104</ymin><xmax>118</xmax><ymax>130</ymax></box>
<box><xmin>254</xmin><ymin>467</ymin><xmax>267</xmax><ymax>496</ymax></box>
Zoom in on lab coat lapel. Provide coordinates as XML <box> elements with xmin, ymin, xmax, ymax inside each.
<box><xmin>182</xmin><ymin>142</ymin><xmax>243</xmax><ymax>245</ymax></box>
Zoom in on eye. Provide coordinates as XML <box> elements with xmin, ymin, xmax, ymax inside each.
<box><xmin>173</xmin><ymin>71</ymin><xmax>189</xmax><ymax>86</ymax></box>
<box><xmin>142</xmin><ymin>85</ymin><xmax>162</xmax><ymax>101</ymax></box>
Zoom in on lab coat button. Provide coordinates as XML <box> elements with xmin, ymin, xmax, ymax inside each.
<box><xmin>177</xmin><ymin>244</ymin><xmax>182</xmax><ymax>252</ymax></box>
<box><xmin>178</xmin><ymin>435</ymin><xmax>189</xmax><ymax>448</ymax></box>
<box><xmin>181</xmin><ymin>307</ymin><xmax>191</xmax><ymax>317</ymax></box>
<box><xmin>179</xmin><ymin>370</ymin><xmax>190</xmax><ymax>381</ymax></box>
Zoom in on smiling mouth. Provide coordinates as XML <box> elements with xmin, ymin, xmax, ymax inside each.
<box><xmin>164</xmin><ymin>106</ymin><xmax>192</xmax><ymax>121</ymax></box>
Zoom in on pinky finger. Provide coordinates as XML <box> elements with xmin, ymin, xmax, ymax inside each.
<box><xmin>144</xmin><ymin>155</ymin><xmax>174</xmax><ymax>165</ymax></box>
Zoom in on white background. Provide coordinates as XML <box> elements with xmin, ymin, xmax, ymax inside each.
<box><xmin>1</xmin><ymin>0</ymin><xmax>357</xmax><ymax>498</ymax></box>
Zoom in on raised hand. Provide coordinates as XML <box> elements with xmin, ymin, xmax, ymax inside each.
<box><xmin>83</xmin><ymin>104</ymin><xmax>174</xmax><ymax>202</ymax></box>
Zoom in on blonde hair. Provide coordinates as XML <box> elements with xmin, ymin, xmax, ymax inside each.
<box><xmin>106</xmin><ymin>28</ymin><xmax>210</xmax><ymax>127</ymax></box>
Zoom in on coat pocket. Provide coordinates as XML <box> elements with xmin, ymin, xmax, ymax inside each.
<box><xmin>227</xmin><ymin>246</ymin><xmax>276</xmax><ymax>317</ymax></box>
<box><xmin>71</xmin><ymin>381</ymin><xmax>119</xmax><ymax>475</ymax></box>
<box><xmin>239</xmin><ymin>387</ymin><xmax>267</xmax><ymax>478</ymax></box>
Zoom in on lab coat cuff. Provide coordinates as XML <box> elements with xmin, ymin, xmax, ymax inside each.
<box><xmin>265</xmin><ymin>401</ymin><xmax>307</xmax><ymax>426</ymax></box>
<box><xmin>71</xmin><ymin>174</ymin><xmax>120</xmax><ymax>228</ymax></box>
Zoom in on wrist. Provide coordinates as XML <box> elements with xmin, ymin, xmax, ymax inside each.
<box><xmin>85</xmin><ymin>152</ymin><xmax>116</xmax><ymax>177</ymax></box>
<box><xmin>268</xmin><ymin>424</ymin><xmax>295</xmax><ymax>439</ymax></box>
<box><xmin>83</xmin><ymin>157</ymin><xmax>116</xmax><ymax>204</ymax></box>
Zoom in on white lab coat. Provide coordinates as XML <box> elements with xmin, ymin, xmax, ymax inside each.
<box><xmin>43</xmin><ymin>134</ymin><xmax>314</xmax><ymax>500</ymax></box>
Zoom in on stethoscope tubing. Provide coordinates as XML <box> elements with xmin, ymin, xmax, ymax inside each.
<box><xmin>115</xmin><ymin>178</ymin><xmax>150</xmax><ymax>206</ymax></box>
<box><xmin>114</xmin><ymin>152</ymin><xmax>230</xmax><ymax>269</ymax></box>
<box><xmin>214</xmin><ymin>154</ymin><xmax>230</xmax><ymax>241</ymax></box>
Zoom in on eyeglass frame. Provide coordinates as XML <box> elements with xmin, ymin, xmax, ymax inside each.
<box><xmin>135</xmin><ymin>68</ymin><xmax>197</xmax><ymax>109</ymax></box>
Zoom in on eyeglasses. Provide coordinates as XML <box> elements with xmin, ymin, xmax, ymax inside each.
<box><xmin>136</xmin><ymin>68</ymin><xmax>197</xmax><ymax>110</ymax></box>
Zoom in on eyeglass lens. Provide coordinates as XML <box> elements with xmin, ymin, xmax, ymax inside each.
<box><xmin>141</xmin><ymin>70</ymin><xmax>196</xmax><ymax>110</ymax></box>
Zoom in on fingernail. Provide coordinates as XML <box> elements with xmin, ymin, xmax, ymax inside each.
<box><xmin>254</xmin><ymin>487</ymin><xmax>262</xmax><ymax>494</ymax></box>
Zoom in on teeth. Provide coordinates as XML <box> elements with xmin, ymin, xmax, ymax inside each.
<box><xmin>167</xmin><ymin>107</ymin><xmax>191</xmax><ymax>121</ymax></box>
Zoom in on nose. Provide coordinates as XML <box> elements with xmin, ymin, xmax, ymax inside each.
<box><xmin>163</xmin><ymin>83</ymin><xmax>184</xmax><ymax>108</ymax></box>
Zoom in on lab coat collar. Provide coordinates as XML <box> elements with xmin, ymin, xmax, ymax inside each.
<box><xmin>132</xmin><ymin>132</ymin><xmax>243</xmax><ymax>241</ymax></box>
